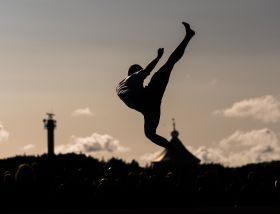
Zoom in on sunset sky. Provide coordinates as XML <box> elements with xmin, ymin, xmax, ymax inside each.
<box><xmin>0</xmin><ymin>0</ymin><xmax>280</xmax><ymax>166</ymax></box>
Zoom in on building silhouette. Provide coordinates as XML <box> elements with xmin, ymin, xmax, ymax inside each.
<box><xmin>153</xmin><ymin>119</ymin><xmax>200</xmax><ymax>166</ymax></box>
<box><xmin>43</xmin><ymin>113</ymin><xmax>56</xmax><ymax>156</ymax></box>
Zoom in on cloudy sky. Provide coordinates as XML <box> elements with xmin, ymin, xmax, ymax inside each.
<box><xmin>0</xmin><ymin>0</ymin><xmax>280</xmax><ymax>167</ymax></box>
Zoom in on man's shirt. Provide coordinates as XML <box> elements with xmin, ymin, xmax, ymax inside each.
<box><xmin>116</xmin><ymin>70</ymin><xmax>149</xmax><ymax>110</ymax></box>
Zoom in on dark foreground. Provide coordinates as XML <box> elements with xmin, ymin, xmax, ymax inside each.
<box><xmin>1</xmin><ymin>154</ymin><xmax>280</xmax><ymax>213</ymax></box>
<box><xmin>2</xmin><ymin>207</ymin><xmax>280</xmax><ymax>214</ymax></box>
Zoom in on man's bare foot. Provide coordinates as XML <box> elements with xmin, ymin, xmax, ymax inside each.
<box><xmin>182</xmin><ymin>22</ymin><xmax>195</xmax><ymax>37</ymax></box>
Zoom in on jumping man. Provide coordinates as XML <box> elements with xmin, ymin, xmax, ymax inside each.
<box><xmin>116</xmin><ymin>22</ymin><xmax>195</xmax><ymax>150</ymax></box>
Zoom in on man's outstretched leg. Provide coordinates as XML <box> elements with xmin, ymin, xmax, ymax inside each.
<box><xmin>165</xmin><ymin>22</ymin><xmax>195</xmax><ymax>68</ymax></box>
<box><xmin>143</xmin><ymin>109</ymin><xmax>173</xmax><ymax>150</ymax></box>
<box><xmin>147</xmin><ymin>22</ymin><xmax>195</xmax><ymax>103</ymax></box>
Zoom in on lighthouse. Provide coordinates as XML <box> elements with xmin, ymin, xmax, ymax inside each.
<box><xmin>43</xmin><ymin>113</ymin><xmax>56</xmax><ymax>156</ymax></box>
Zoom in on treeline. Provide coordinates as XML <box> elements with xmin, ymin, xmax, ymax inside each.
<box><xmin>0</xmin><ymin>153</ymin><xmax>280</xmax><ymax>210</ymax></box>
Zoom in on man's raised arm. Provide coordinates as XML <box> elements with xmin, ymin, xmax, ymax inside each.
<box><xmin>140</xmin><ymin>48</ymin><xmax>164</xmax><ymax>78</ymax></box>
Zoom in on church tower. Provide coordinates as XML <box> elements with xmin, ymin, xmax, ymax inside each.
<box><xmin>43</xmin><ymin>113</ymin><xmax>56</xmax><ymax>156</ymax></box>
<box><xmin>153</xmin><ymin>119</ymin><xmax>200</xmax><ymax>166</ymax></box>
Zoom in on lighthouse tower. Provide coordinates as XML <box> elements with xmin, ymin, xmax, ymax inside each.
<box><xmin>43</xmin><ymin>113</ymin><xmax>56</xmax><ymax>156</ymax></box>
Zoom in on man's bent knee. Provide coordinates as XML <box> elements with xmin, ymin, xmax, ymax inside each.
<box><xmin>144</xmin><ymin>129</ymin><xmax>171</xmax><ymax>149</ymax></box>
<box><xmin>144</xmin><ymin>128</ymin><xmax>155</xmax><ymax>140</ymax></box>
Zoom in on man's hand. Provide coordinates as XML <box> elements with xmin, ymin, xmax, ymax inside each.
<box><xmin>157</xmin><ymin>48</ymin><xmax>164</xmax><ymax>58</ymax></box>
<box><xmin>144</xmin><ymin>48</ymin><xmax>164</xmax><ymax>75</ymax></box>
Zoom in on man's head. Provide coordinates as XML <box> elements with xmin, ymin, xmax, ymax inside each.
<box><xmin>128</xmin><ymin>64</ymin><xmax>143</xmax><ymax>76</ymax></box>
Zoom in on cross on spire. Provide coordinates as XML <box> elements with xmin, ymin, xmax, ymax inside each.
<box><xmin>172</xmin><ymin>118</ymin><xmax>176</xmax><ymax>131</ymax></box>
<box><xmin>171</xmin><ymin>118</ymin><xmax>179</xmax><ymax>138</ymax></box>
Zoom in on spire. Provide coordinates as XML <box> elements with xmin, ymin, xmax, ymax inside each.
<box><xmin>171</xmin><ymin>118</ymin><xmax>179</xmax><ymax>138</ymax></box>
<box><xmin>153</xmin><ymin>118</ymin><xmax>200</xmax><ymax>165</ymax></box>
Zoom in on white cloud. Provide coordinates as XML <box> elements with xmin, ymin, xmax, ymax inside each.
<box><xmin>0</xmin><ymin>123</ymin><xmax>9</xmax><ymax>142</ymax></box>
<box><xmin>193</xmin><ymin>146</ymin><xmax>225</xmax><ymax>164</ymax></box>
<box><xmin>193</xmin><ymin>128</ymin><xmax>280</xmax><ymax>167</ymax></box>
<box><xmin>219</xmin><ymin>128</ymin><xmax>278</xmax><ymax>148</ymax></box>
<box><xmin>72</xmin><ymin>107</ymin><xmax>94</xmax><ymax>117</ymax></box>
<box><xmin>214</xmin><ymin>95</ymin><xmax>280</xmax><ymax>123</ymax></box>
<box><xmin>22</xmin><ymin>144</ymin><xmax>35</xmax><ymax>151</ymax></box>
<box><xmin>56</xmin><ymin>133</ymin><xmax>130</xmax><ymax>154</ymax></box>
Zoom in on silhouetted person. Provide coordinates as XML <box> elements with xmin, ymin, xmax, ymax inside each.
<box><xmin>14</xmin><ymin>163</ymin><xmax>37</xmax><ymax>208</ymax></box>
<box><xmin>117</xmin><ymin>22</ymin><xmax>195</xmax><ymax>149</ymax></box>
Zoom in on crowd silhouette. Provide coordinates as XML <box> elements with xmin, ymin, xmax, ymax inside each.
<box><xmin>0</xmin><ymin>153</ymin><xmax>280</xmax><ymax>211</ymax></box>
